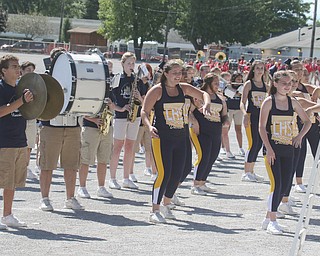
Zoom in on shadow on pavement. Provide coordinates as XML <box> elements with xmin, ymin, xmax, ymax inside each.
<box><xmin>5</xmin><ymin>228</ymin><xmax>106</xmax><ymax>242</ymax></box>
<box><xmin>52</xmin><ymin>209</ymin><xmax>150</xmax><ymax>227</ymax></box>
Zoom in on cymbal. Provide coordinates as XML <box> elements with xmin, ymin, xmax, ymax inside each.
<box><xmin>16</xmin><ymin>73</ymin><xmax>47</xmax><ymax>120</ymax></box>
<box><xmin>38</xmin><ymin>74</ymin><xmax>64</xmax><ymax>120</ymax></box>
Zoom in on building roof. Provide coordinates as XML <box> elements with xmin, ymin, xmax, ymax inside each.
<box><xmin>67</xmin><ymin>27</ymin><xmax>98</xmax><ymax>34</ymax></box>
<box><xmin>247</xmin><ymin>26</ymin><xmax>320</xmax><ymax>49</ymax></box>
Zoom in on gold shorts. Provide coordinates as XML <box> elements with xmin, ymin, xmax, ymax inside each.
<box><xmin>0</xmin><ymin>148</ymin><xmax>27</xmax><ymax>189</ymax></box>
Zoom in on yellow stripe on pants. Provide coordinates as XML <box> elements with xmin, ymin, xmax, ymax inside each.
<box><xmin>151</xmin><ymin>138</ymin><xmax>165</xmax><ymax>189</ymax></box>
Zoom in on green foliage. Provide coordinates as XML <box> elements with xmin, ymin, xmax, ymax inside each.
<box><xmin>0</xmin><ymin>8</ymin><xmax>8</xmax><ymax>33</ymax></box>
<box><xmin>175</xmin><ymin>0</ymin><xmax>310</xmax><ymax>50</ymax></box>
<box><xmin>2</xmin><ymin>0</ymin><xmax>87</xmax><ymax>18</ymax></box>
<box><xmin>61</xmin><ymin>17</ymin><xmax>72</xmax><ymax>42</ymax></box>
<box><xmin>83</xmin><ymin>0</ymin><xmax>99</xmax><ymax>19</ymax></box>
<box><xmin>98</xmin><ymin>0</ymin><xmax>169</xmax><ymax>58</ymax></box>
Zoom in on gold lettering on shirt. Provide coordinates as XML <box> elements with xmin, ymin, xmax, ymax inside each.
<box><xmin>163</xmin><ymin>102</ymin><xmax>184</xmax><ymax>129</ymax></box>
<box><xmin>183</xmin><ymin>98</ymin><xmax>191</xmax><ymax>124</ymax></box>
<box><xmin>271</xmin><ymin>115</ymin><xmax>294</xmax><ymax>145</ymax></box>
<box><xmin>205</xmin><ymin>103</ymin><xmax>222</xmax><ymax>122</ymax></box>
<box><xmin>251</xmin><ymin>91</ymin><xmax>267</xmax><ymax>108</ymax></box>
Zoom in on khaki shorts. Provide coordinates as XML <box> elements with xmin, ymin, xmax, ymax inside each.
<box><xmin>0</xmin><ymin>148</ymin><xmax>27</xmax><ymax>189</ymax></box>
<box><xmin>26</xmin><ymin>119</ymin><xmax>37</xmax><ymax>148</ymax></box>
<box><xmin>39</xmin><ymin>126</ymin><xmax>81</xmax><ymax>170</ymax></box>
<box><xmin>80</xmin><ymin>126</ymin><xmax>113</xmax><ymax>165</ymax></box>
<box><xmin>134</xmin><ymin>126</ymin><xmax>152</xmax><ymax>153</ymax></box>
<box><xmin>113</xmin><ymin>117</ymin><xmax>141</xmax><ymax>141</ymax></box>
<box><xmin>228</xmin><ymin>109</ymin><xmax>243</xmax><ymax>126</ymax></box>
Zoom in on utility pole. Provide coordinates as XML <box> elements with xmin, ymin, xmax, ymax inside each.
<box><xmin>58</xmin><ymin>0</ymin><xmax>65</xmax><ymax>42</ymax></box>
<box><xmin>310</xmin><ymin>0</ymin><xmax>318</xmax><ymax>57</ymax></box>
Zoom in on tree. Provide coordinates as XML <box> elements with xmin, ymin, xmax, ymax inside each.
<box><xmin>83</xmin><ymin>0</ymin><xmax>99</xmax><ymax>19</ymax></box>
<box><xmin>98</xmin><ymin>0</ymin><xmax>169</xmax><ymax>59</ymax></box>
<box><xmin>61</xmin><ymin>18</ymin><xmax>72</xmax><ymax>42</ymax></box>
<box><xmin>7</xmin><ymin>14</ymin><xmax>53</xmax><ymax>39</ymax></box>
<box><xmin>0</xmin><ymin>7</ymin><xmax>8</xmax><ymax>33</ymax></box>
<box><xmin>2</xmin><ymin>0</ymin><xmax>87</xmax><ymax>18</ymax></box>
<box><xmin>175</xmin><ymin>0</ymin><xmax>310</xmax><ymax>50</ymax></box>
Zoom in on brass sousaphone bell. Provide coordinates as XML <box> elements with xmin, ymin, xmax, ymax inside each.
<box><xmin>16</xmin><ymin>73</ymin><xmax>64</xmax><ymax>120</ymax></box>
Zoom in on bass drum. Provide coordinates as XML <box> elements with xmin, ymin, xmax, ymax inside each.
<box><xmin>50</xmin><ymin>52</ymin><xmax>110</xmax><ymax>115</ymax></box>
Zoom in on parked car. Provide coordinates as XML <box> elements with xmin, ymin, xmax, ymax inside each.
<box><xmin>1</xmin><ymin>40</ymin><xmax>46</xmax><ymax>54</ymax></box>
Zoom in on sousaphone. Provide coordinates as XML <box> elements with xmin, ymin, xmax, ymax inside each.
<box><xmin>16</xmin><ymin>73</ymin><xmax>64</xmax><ymax>120</ymax></box>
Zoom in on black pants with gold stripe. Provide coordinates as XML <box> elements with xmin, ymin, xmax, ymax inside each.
<box><xmin>151</xmin><ymin>136</ymin><xmax>186</xmax><ymax>205</ymax></box>
<box><xmin>245</xmin><ymin>113</ymin><xmax>263</xmax><ymax>163</ymax></box>
<box><xmin>263</xmin><ymin>146</ymin><xmax>293</xmax><ymax>212</ymax></box>
<box><xmin>191</xmin><ymin>129</ymin><xmax>221</xmax><ymax>181</ymax></box>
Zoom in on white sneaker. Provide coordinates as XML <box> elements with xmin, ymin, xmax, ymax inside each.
<box><xmin>0</xmin><ymin>222</ymin><xmax>8</xmax><ymax>230</ymax></box>
<box><xmin>239</xmin><ymin>148</ymin><xmax>246</xmax><ymax>156</ymax></box>
<box><xmin>64</xmin><ymin>197</ymin><xmax>84</xmax><ymax>210</ymax></box>
<box><xmin>200</xmin><ymin>184</ymin><xmax>217</xmax><ymax>193</ymax></box>
<box><xmin>27</xmin><ymin>168</ymin><xmax>39</xmax><ymax>180</ymax></box>
<box><xmin>97</xmin><ymin>187</ymin><xmax>113</xmax><ymax>198</ymax></box>
<box><xmin>278</xmin><ymin>202</ymin><xmax>298</xmax><ymax>215</ymax></box>
<box><xmin>149</xmin><ymin>210</ymin><xmax>166</xmax><ymax>224</ymax></box>
<box><xmin>123</xmin><ymin>179</ymin><xmax>139</xmax><ymax>189</ymax></box>
<box><xmin>191</xmin><ymin>186</ymin><xmax>207</xmax><ymax>196</ymax></box>
<box><xmin>167</xmin><ymin>203</ymin><xmax>176</xmax><ymax>210</ymax></box>
<box><xmin>267</xmin><ymin>221</ymin><xmax>283</xmax><ymax>235</ymax></box>
<box><xmin>171</xmin><ymin>194</ymin><xmax>185</xmax><ymax>206</ymax></box>
<box><xmin>1</xmin><ymin>214</ymin><xmax>27</xmax><ymax>227</ymax></box>
<box><xmin>160</xmin><ymin>204</ymin><xmax>176</xmax><ymax>219</ymax></box>
<box><xmin>40</xmin><ymin>197</ymin><xmax>54</xmax><ymax>211</ymax></box>
<box><xmin>129</xmin><ymin>174</ymin><xmax>138</xmax><ymax>182</ymax></box>
<box><xmin>252</xmin><ymin>173</ymin><xmax>264</xmax><ymax>182</ymax></box>
<box><xmin>241</xmin><ymin>172</ymin><xmax>257</xmax><ymax>182</ymax></box>
<box><xmin>144</xmin><ymin>168</ymin><xmax>152</xmax><ymax>176</ymax></box>
<box><xmin>220</xmin><ymin>148</ymin><xmax>227</xmax><ymax>155</ymax></box>
<box><xmin>262</xmin><ymin>219</ymin><xmax>288</xmax><ymax>231</ymax></box>
<box><xmin>295</xmin><ymin>184</ymin><xmax>307</xmax><ymax>193</ymax></box>
<box><xmin>276</xmin><ymin>211</ymin><xmax>285</xmax><ymax>219</ymax></box>
<box><xmin>226</xmin><ymin>152</ymin><xmax>236</xmax><ymax>159</ymax></box>
<box><xmin>216</xmin><ymin>156</ymin><xmax>223</xmax><ymax>161</ymax></box>
<box><xmin>109</xmin><ymin>179</ymin><xmax>121</xmax><ymax>190</ymax></box>
<box><xmin>77</xmin><ymin>187</ymin><xmax>91</xmax><ymax>198</ymax></box>
<box><xmin>139</xmin><ymin>146</ymin><xmax>145</xmax><ymax>154</ymax></box>
<box><xmin>151</xmin><ymin>174</ymin><xmax>157</xmax><ymax>182</ymax></box>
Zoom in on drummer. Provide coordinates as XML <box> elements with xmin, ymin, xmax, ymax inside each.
<box><xmin>39</xmin><ymin>47</ymin><xmax>84</xmax><ymax>212</ymax></box>
<box><xmin>0</xmin><ymin>54</ymin><xmax>33</xmax><ymax>229</ymax></box>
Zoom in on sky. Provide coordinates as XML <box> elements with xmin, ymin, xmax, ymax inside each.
<box><xmin>304</xmin><ymin>0</ymin><xmax>319</xmax><ymax>22</ymax></box>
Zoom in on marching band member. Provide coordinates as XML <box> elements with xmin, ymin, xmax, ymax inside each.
<box><xmin>240</xmin><ymin>60</ymin><xmax>268</xmax><ymax>182</ymax></box>
<box><xmin>39</xmin><ymin>48</ymin><xmax>84</xmax><ymax>211</ymax></box>
<box><xmin>108</xmin><ymin>52</ymin><xmax>147</xmax><ymax>190</ymax></box>
<box><xmin>77</xmin><ymin>103</ymin><xmax>114</xmax><ymax>199</ymax></box>
<box><xmin>259</xmin><ymin>70</ymin><xmax>311</xmax><ymax>235</ymax></box>
<box><xmin>223</xmin><ymin>72</ymin><xmax>245</xmax><ymax>156</ymax></box>
<box><xmin>290</xmin><ymin>60</ymin><xmax>320</xmax><ymax>193</ymax></box>
<box><xmin>191</xmin><ymin>73</ymin><xmax>229</xmax><ymax>195</ymax></box>
<box><xmin>0</xmin><ymin>55</ymin><xmax>33</xmax><ymax>228</ymax></box>
<box><xmin>20</xmin><ymin>61</ymin><xmax>39</xmax><ymax>180</ymax></box>
<box><xmin>141</xmin><ymin>60</ymin><xmax>211</xmax><ymax>223</ymax></box>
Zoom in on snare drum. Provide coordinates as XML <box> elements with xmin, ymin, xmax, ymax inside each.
<box><xmin>51</xmin><ymin>52</ymin><xmax>110</xmax><ymax>115</ymax></box>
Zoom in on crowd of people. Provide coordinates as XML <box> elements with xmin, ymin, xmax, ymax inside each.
<box><xmin>0</xmin><ymin>50</ymin><xmax>319</xmax><ymax>236</ymax></box>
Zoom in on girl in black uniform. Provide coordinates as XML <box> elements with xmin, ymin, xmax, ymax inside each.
<box><xmin>141</xmin><ymin>60</ymin><xmax>211</xmax><ymax>224</ymax></box>
<box><xmin>191</xmin><ymin>73</ymin><xmax>229</xmax><ymax>195</ymax></box>
<box><xmin>240</xmin><ymin>60</ymin><xmax>268</xmax><ymax>182</ymax></box>
<box><xmin>259</xmin><ymin>71</ymin><xmax>311</xmax><ymax>235</ymax></box>
<box><xmin>291</xmin><ymin>60</ymin><xmax>320</xmax><ymax>193</ymax></box>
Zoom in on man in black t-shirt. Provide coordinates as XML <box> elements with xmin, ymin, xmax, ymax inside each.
<box><xmin>0</xmin><ymin>55</ymin><xmax>33</xmax><ymax>229</ymax></box>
